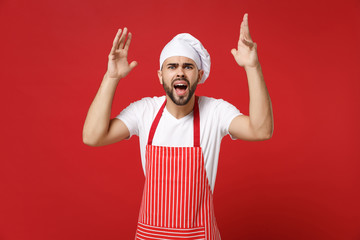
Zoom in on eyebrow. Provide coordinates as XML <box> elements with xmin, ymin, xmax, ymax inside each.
<box><xmin>166</xmin><ymin>63</ymin><xmax>195</xmax><ymax>67</ymax></box>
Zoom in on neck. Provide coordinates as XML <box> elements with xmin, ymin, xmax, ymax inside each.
<box><xmin>165</xmin><ymin>95</ymin><xmax>196</xmax><ymax>119</ymax></box>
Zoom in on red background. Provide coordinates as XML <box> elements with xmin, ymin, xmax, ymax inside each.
<box><xmin>1</xmin><ymin>0</ymin><xmax>359</xmax><ymax>239</ymax></box>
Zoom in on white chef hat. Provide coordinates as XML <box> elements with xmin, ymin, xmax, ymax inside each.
<box><xmin>159</xmin><ymin>33</ymin><xmax>211</xmax><ymax>84</ymax></box>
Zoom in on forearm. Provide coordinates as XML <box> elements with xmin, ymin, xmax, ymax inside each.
<box><xmin>245</xmin><ymin>64</ymin><xmax>273</xmax><ymax>139</ymax></box>
<box><xmin>82</xmin><ymin>73</ymin><xmax>120</xmax><ymax>145</ymax></box>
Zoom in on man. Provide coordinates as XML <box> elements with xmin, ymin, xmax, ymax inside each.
<box><xmin>83</xmin><ymin>13</ymin><xmax>273</xmax><ymax>240</ymax></box>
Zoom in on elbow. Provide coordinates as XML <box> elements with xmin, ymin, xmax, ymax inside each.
<box><xmin>257</xmin><ymin>120</ymin><xmax>274</xmax><ymax>141</ymax></box>
<box><xmin>254</xmin><ymin>133</ymin><xmax>271</xmax><ymax>141</ymax></box>
<box><xmin>264</xmin><ymin>128</ymin><xmax>274</xmax><ymax>140</ymax></box>
<box><xmin>248</xmin><ymin>117</ymin><xmax>274</xmax><ymax>141</ymax></box>
<box><xmin>262</xmin><ymin>131</ymin><xmax>273</xmax><ymax>140</ymax></box>
<box><xmin>83</xmin><ymin>136</ymin><xmax>97</xmax><ymax>147</ymax></box>
<box><xmin>254</xmin><ymin>127</ymin><xmax>273</xmax><ymax>141</ymax></box>
<box><xmin>82</xmin><ymin>132</ymin><xmax>101</xmax><ymax>147</ymax></box>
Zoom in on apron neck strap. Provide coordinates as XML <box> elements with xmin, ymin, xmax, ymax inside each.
<box><xmin>147</xmin><ymin>96</ymin><xmax>200</xmax><ymax>147</ymax></box>
<box><xmin>193</xmin><ymin>96</ymin><xmax>200</xmax><ymax>147</ymax></box>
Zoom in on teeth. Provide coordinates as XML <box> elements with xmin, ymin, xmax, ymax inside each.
<box><xmin>175</xmin><ymin>84</ymin><xmax>186</xmax><ymax>87</ymax></box>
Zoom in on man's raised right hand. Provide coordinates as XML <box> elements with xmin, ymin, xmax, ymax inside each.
<box><xmin>106</xmin><ymin>27</ymin><xmax>138</xmax><ymax>80</ymax></box>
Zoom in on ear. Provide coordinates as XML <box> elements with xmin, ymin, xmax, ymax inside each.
<box><xmin>158</xmin><ymin>70</ymin><xmax>163</xmax><ymax>85</ymax></box>
<box><xmin>198</xmin><ymin>70</ymin><xmax>204</xmax><ymax>83</ymax></box>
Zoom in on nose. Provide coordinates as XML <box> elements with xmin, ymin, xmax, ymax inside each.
<box><xmin>176</xmin><ymin>67</ymin><xmax>185</xmax><ymax>77</ymax></box>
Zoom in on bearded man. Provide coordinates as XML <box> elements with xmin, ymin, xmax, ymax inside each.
<box><xmin>83</xmin><ymin>13</ymin><xmax>273</xmax><ymax>239</ymax></box>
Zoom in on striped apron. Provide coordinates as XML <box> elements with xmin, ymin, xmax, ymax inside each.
<box><xmin>135</xmin><ymin>97</ymin><xmax>221</xmax><ymax>240</ymax></box>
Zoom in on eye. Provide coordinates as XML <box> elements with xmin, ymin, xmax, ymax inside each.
<box><xmin>185</xmin><ymin>65</ymin><xmax>193</xmax><ymax>69</ymax></box>
<box><xmin>167</xmin><ymin>65</ymin><xmax>175</xmax><ymax>69</ymax></box>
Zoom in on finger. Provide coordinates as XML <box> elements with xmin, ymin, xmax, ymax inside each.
<box><xmin>241</xmin><ymin>37</ymin><xmax>254</xmax><ymax>49</ymax></box>
<box><xmin>110</xmin><ymin>29</ymin><xmax>122</xmax><ymax>53</ymax></box>
<box><xmin>238</xmin><ymin>27</ymin><xmax>247</xmax><ymax>48</ymax></box>
<box><xmin>231</xmin><ymin>48</ymin><xmax>237</xmax><ymax>56</ymax></box>
<box><xmin>239</xmin><ymin>19</ymin><xmax>247</xmax><ymax>47</ymax></box>
<box><xmin>240</xmin><ymin>18</ymin><xmax>245</xmax><ymax>37</ymax></box>
<box><xmin>238</xmin><ymin>19</ymin><xmax>245</xmax><ymax>43</ymax></box>
<box><xmin>118</xmin><ymin>27</ymin><xmax>128</xmax><ymax>49</ymax></box>
<box><xmin>243</xmin><ymin>13</ymin><xmax>253</xmax><ymax>41</ymax></box>
<box><xmin>129</xmin><ymin>61</ymin><xmax>138</xmax><ymax>70</ymax></box>
<box><xmin>124</xmin><ymin>32</ymin><xmax>132</xmax><ymax>51</ymax></box>
<box><xmin>238</xmin><ymin>21</ymin><xmax>242</xmax><ymax>40</ymax></box>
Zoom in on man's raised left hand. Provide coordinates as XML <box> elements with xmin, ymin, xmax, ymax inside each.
<box><xmin>231</xmin><ymin>13</ymin><xmax>260</xmax><ymax>70</ymax></box>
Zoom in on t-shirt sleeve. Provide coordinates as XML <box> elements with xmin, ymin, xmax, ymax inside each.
<box><xmin>115</xmin><ymin>101</ymin><xmax>141</xmax><ymax>139</ymax></box>
<box><xmin>217</xmin><ymin>99</ymin><xmax>243</xmax><ymax>139</ymax></box>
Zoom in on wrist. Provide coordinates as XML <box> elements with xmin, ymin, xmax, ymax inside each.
<box><xmin>104</xmin><ymin>72</ymin><xmax>122</xmax><ymax>82</ymax></box>
<box><xmin>244</xmin><ymin>62</ymin><xmax>261</xmax><ymax>72</ymax></box>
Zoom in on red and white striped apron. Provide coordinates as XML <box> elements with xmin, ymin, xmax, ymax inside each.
<box><xmin>135</xmin><ymin>97</ymin><xmax>221</xmax><ymax>240</ymax></box>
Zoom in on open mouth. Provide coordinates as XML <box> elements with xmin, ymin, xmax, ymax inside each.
<box><xmin>173</xmin><ymin>81</ymin><xmax>188</xmax><ymax>96</ymax></box>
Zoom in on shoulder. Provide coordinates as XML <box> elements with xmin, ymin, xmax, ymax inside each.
<box><xmin>127</xmin><ymin>96</ymin><xmax>166</xmax><ymax>111</ymax></box>
<box><xmin>116</xmin><ymin>96</ymin><xmax>166</xmax><ymax>135</ymax></box>
<box><xmin>117</xmin><ymin>95</ymin><xmax>166</xmax><ymax>120</ymax></box>
<box><xmin>198</xmin><ymin>96</ymin><xmax>242</xmax><ymax>123</ymax></box>
<box><xmin>198</xmin><ymin>96</ymin><xmax>236</xmax><ymax>110</ymax></box>
<box><xmin>132</xmin><ymin>95</ymin><xmax>166</xmax><ymax>106</ymax></box>
<box><xmin>198</xmin><ymin>96</ymin><xmax>242</xmax><ymax>137</ymax></box>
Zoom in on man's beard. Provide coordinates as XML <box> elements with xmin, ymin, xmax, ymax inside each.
<box><xmin>162</xmin><ymin>78</ymin><xmax>198</xmax><ymax>106</ymax></box>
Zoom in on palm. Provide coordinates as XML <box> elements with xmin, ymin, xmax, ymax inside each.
<box><xmin>107</xmin><ymin>28</ymin><xmax>137</xmax><ymax>80</ymax></box>
<box><xmin>231</xmin><ymin>14</ymin><xmax>259</xmax><ymax>69</ymax></box>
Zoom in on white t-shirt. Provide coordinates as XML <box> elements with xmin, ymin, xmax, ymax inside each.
<box><xmin>116</xmin><ymin>96</ymin><xmax>242</xmax><ymax>192</ymax></box>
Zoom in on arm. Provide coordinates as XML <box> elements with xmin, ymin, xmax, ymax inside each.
<box><xmin>228</xmin><ymin>14</ymin><xmax>274</xmax><ymax>141</ymax></box>
<box><xmin>82</xmin><ymin>28</ymin><xmax>138</xmax><ymax>146</ymax></box>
